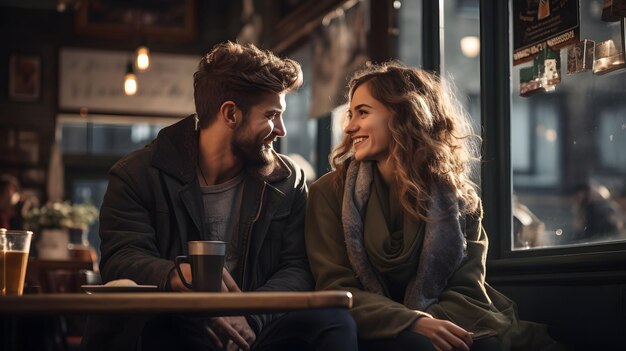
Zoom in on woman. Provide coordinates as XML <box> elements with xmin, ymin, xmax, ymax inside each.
<box><xmin>305</xmin><ymin>62</ymin><xmax>562</xmax><ymax>350</ymax></box>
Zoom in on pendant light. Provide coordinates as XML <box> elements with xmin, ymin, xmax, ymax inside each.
<box><xmin>124</xmin><ymin>60</ymin><xmax>138</xmax><ymax>96</ymax></box>
<box><xmin>136</xmin><ymin>45</ymin><xmax>150</xmax><ymax>71</ymax></box>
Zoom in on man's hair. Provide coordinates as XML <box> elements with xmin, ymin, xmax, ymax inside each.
<box><xmin>194</xmin><ymin>41</ymin><xmax>303</xmax><ymax>128</ymax></box>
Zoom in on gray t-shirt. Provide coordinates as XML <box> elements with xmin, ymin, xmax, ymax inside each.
<box><xmin>200</xmin><ymin>172</ymin><xmax>245</xmax><ymax>272</ymax></box>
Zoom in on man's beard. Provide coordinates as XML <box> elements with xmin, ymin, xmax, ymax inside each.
<box><xmin>232</xmin><ymin>127</ymin><xmax>275</xmax><ymax>167</ymax></box>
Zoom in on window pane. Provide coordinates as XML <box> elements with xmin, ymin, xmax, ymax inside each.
<box><xmin>510</xmin><ymin>0</ymin><xmax>626</xmax><ymax>250</ymax></box>
<box><xmin>400</xmin><ymin>0</ymin><xmax>482</xmax><ymax>187</ymax></box>
<box><xmin>398</xmin><ymin>0</ymin><xmax>423</xmax><ymax>67</ymax></box>
<box><xmin>61</xmin><ymin>123</ymin><xmax>87</xmax><ymax>153</ymax></box>
<box><xmin>59</xmin><ymin>115</ymin><xmax>180</xmax><ymax>258</ymax></box>
<box><xmin>443</xmin><ymin>0</ymin><xmax>481</xmax><ymax>185</ymax></box>
<box><xmin>283</xmin><ymin>42</ymin><xmax>318</xmax><ymax>181</ymax></box>
<box><xmin>443</xmin><ymin>0</ymin><xmax>481</xmax><ymax>130</ymax></box>
<box><xmin>59</xmin><ymin>115</ymin><xmax>177</xmax><ymax>156</ymax></box>
<box><xmin>71</xmin><ymin>179</ymin><xmax>108</xmax><ymax>258</ymax></box>
<box><xmin>91</xmin><ymin>123</ymin><xmax>161</xmax><ymax>154</ymax></box>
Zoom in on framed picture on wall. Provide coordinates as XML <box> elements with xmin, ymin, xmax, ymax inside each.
<box><xmin>9</xmin><ymin>54</ymin><xmax>41</xmax><ymax>102</ymax></box>
<box><xmin>74</xmin><ymin>0</ymin><xmax>197</xmax><ymax>42</ymax></box>
<box><xmin>0</xmin><ymin>128</ymin><xmax>39</xmax><ymax>166</ymax></box>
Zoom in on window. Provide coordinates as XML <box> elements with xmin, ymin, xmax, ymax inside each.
<box><xmin>443</xmin><ymin>0</ymin><xmax>481</xmax><ymax>133</ymax></box>
<box><xmin>400</xmin><ymin>0</ymin><xmax>480</xmax><ymax>134</ymax></box>
<box><xmin>598</xmin><ymin>104</ymin><xmax>626</xmax><ymax>173</ymax></box>
<box><xmin>58</xmin><ymin>114</ymin><xmax>180</xmax><ymax>256</ymax></box>
<box><xmin>60</xmin><ymin>115</ymin><xmax>178</xmax><ymax>155</ymax></box>
<box><xmin>510</xmin><ymin>0</ymin><xmax>626</xmax><ymax>250</ymax></box>
<box><xmin>398</xmin><ymin>0</ymin><xmax>423</xmax><ymax>68</ymax></box>
<box><xmin>282</xmin><ymin>43</ymin><xmax>318</xmax><ymax>182</ymax></box>
<box><xmin>511</xmin><ymin>97</ymin><xmax>561</xmax><ymax>187</ymax></box>
<box><xmin>443</xmin><ymin>0</ymin><xmax>482</xmax><ymax>186</ymax></box>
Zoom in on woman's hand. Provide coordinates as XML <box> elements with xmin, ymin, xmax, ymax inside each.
<box><xmin>411</xmin><ymin>317</ymin><xmax>473</xmax><ymax>351</ymax></box>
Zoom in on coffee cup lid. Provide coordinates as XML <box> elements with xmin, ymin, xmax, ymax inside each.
<box><xmin>188</xmin><ymin>240</ymin><xmax>226</xmax><ymax>255</ymax></box>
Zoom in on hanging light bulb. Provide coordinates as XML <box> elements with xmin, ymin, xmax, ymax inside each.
<box><xmin>136</xmin><ymin>46</ymin><xmax>150</xmax><ymax>71</ymax></box>
<box><xmin>124</xmin><ymin>60</ymin><xmax>138</xmax><ymax>96</ymax></box>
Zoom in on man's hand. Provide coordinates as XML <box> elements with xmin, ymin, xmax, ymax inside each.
<box><xmin>170</xmin><ymin>266</ymin><xmax>239</xmax><ymax>293</ymax></box>
<box><xmin>204</xmin><ymin>269</ymin><xmax>254</xmax><ymax>350</ymax></box>
<box><xmin>170</xmin><ymin>265</ymin><xmax>253</xmax><ymax>349</ymax></box>
<box><xmin>169</xmin><ymin>263</ymin><xmax>192</xmax><ymax>292</ymax></box>
<box><xmin>411</xmin><ymin>316</ymin><xmax>473</xmax><ymax>351</ymax></box>
<box><xmin>207</xmin><ymin>316</ymin><xmax>256</xmax><ymax>351</ymax></box>
<box><xmin>221</xmin><ymin>268</ymin><xmax>240</xmax><ymax>292</ymax></box>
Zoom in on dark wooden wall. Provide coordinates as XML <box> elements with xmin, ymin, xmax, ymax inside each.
<box><xmin>488</xmin><ymin>255</ymin><xmax>626</xmax><ymax>350</ymax></box>
<box><xmin>0</xmin><ymin>2</ymin><xmax>236</xmax><ymax>199</ymax></box>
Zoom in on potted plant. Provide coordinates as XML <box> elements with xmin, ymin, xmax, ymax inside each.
<box><xmin>25</xmin><ymin>202</ymin><xmax>99</xmax><ymax>260</ymax></box>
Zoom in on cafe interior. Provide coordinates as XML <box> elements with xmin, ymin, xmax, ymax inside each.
<box><xmin>1</xmin><ymin>0</ymin><xmax>625</xmax><ymax>350</ymax></box>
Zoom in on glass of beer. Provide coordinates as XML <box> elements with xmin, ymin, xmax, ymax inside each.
<box><xmin>1</xmin><ymin>229</ymin><xmax>33</xmax><ymax>296</ymax></box>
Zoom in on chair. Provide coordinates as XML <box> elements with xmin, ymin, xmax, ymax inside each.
<box><xmin>43</xmin><ymin>269</ymin><xmax>101</xmax><ymax>294</ymax></box>
<box><xmin>43</xmin><ymin>269</ymin><xmax>101</xmax><ymax>350</ymax></box>
<box><xmin>25</xmin><ymin>258</ymin><xmax>97</xmax><ymax>294</ymax></box>
<box><xmin>24</xmin><ymin>258</ymin><xmax>101</xmax><ymax>351</ymax></box>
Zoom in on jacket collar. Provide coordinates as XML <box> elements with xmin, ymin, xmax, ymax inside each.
<box><xmin>151</xmin><ymin>115</ymin><xmax>291</xmax><ymax>184</ymax></box>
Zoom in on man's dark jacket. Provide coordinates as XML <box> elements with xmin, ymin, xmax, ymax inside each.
<box><xmin>82</xmin><ymin>115</ymin><xmax>313</xmax><ymax>350</ymax></box>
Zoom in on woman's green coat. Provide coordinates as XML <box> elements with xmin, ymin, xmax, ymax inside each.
<box><xmin>305</xmin><ymin>170</ymin><xmax>562</xmax><ymax>350</ymax></box>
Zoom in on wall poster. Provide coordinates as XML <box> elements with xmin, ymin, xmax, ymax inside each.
<box><xmin>59</xmin><ymin>48</ymin><xmax>198</xmax><ymax>116</ymax></box>
<box><xmin>513</xmin><ymin>0</ymin><xmax>580</xmax><ymax>66</ymax></box>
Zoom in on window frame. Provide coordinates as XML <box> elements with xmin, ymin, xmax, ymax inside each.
<box><xmin>477</xmin><ymin>0</ymin><xmax>626</xmax><ymax>280</ymax></box>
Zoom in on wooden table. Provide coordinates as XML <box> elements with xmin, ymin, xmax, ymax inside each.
<box><xmin>1</xmin><ymin>291</ymin><xmax>352</xmax><ymax>350</ymax></box>
<box><xmin>0</xmin><ymin>290</ymin><xmax>353</xmax><ymax>315</ymax></box>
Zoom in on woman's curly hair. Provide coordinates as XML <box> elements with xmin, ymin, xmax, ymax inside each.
<box><xmin>331</xmin><ymin>62</ymin><xmax>481</xmax><ymax>221</ymax></box>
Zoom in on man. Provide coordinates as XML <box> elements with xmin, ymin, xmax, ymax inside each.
<box><xmin>81</xmin><ymin>42</ymin><xmax>357</xmax><ymax>350</ymax></box>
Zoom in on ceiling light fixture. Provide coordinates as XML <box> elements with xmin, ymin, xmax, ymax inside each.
<box><xmin>124</xmin><ymin>60</ymin><xmax>138</xmax><ymax>96</ymax></box>
<box><xmin>136</xmin><ymin>46</ymin><xmax>150</xmax><ymax>71</ymax></box>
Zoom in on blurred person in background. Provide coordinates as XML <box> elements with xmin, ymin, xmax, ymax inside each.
<box><xmin>571</xmin><ymin>181</ymin><xmax>625</xmax><ymax>242</ymax></box>
<box><xmin>512</xmin><ymin>194</ymin><xmax>546</xmax><ymax>249</ymax></box>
